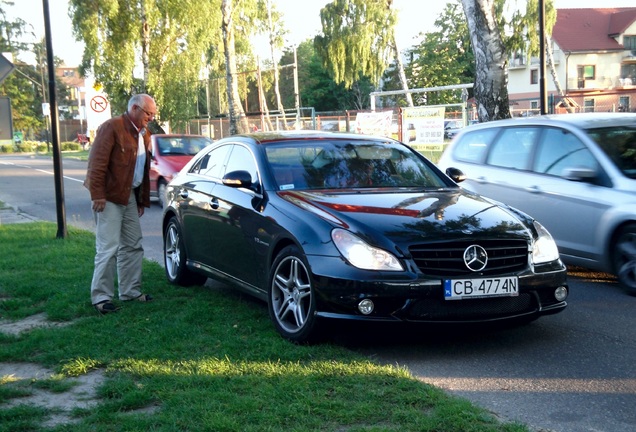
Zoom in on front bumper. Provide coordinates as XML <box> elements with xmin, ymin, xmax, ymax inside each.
<box><xmin>308</xmin><ymin>256</ymin><xmax>568</xmax><ymax>324</ymax></box>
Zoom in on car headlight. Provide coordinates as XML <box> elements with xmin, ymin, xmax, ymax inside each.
<box><xmin>331</xmin><ymin>228</ymin><xmax>403</xmax><ymax>271</ymax></box>
<box><xmin>532</xmin><ymin>221</ymin><xmax>560</xmax><ymax>264</ymax></box>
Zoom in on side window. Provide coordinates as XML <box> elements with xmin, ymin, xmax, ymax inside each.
<box><xmin>487</xmin><ymin>127</ymin><xmax>537</xmax><ymax>170</ymax></box>
<box><xmin>191</xmin><ymin>144</ymin><xmax>231</xmax><ymax>178</ymax></box>
<box><xmin>535</xmin><ymin>128</ymin><xmax>597</xmax><ymax>176</ymax></box>
<box><xmin>450</xmin><ymin>128</ymin><xmax>499</xmax><ymax>163</ymax></box>
<box><xmin>225</xmin><ymin>145</ymin><xmax>258</xmax><ymax>184</ymax></box>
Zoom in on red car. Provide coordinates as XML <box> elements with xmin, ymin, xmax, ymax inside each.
<box><xmin>150</xmin><ymin>134</ymin><xmax>213</xmax><ymax>207</ymax></box>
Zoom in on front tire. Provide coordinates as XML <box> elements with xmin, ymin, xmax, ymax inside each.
<box><xmin>268</xmin><ymin>245</ymin><xmax>321</xmax><ymax>343</ymax></box>
<box><xmin>613</xmin><ymin>224</ymin><xmax>636</xmax><ymax>293</ymax></box>
<box><xmin>164</xmin><ymin>216</ymin><xmax>207</xmax><ymax>286</ymax></box>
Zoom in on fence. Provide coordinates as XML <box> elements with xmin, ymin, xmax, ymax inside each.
<box><xmin>41</xmin><ymin>87</ymin><xmax>636</xmax><ymax>145</ymax></box>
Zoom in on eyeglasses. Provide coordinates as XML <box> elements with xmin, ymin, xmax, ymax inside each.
<box><xmin>137</xmin><ymin>105</ymin><xmax>155</xmax><ymax>120</ymax></box>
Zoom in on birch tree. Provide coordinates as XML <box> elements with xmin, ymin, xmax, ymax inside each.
<box><xmin>221</xmin><ymin>0</ymin><xmax>250</xmax><ymax>134</ymax></box>
<box><xmin>461</xmin><ymin>0</ymin><xmax>510</xmax><ymax>121</ymax></box>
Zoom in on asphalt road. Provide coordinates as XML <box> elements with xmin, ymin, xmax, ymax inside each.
<box><xmin>1</xmin><ymin>154</ymin><xmax>635</xmax><ymax>432</ymax></box>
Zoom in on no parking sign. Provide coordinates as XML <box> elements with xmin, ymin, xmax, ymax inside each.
<box><xmin>84</xmin><ymin>77</ymin><xmax>112</xmax><ymax>140</ymax></box>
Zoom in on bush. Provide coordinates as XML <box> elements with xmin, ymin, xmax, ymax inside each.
<box><xmin>0</xmin><ymin>143</ymin><xmax>13</xmax><ymax>153</ymax></box>
<box><xmin>15</xmin><ymin>141</ymin><xmax>37</xmax><ymax>152</ymax></box>
<box><xmin>0</xmin><ymin>141</ymin><xmax>82</xmax><ymax>153</ymax></box>
<box><xmin>61</xmin><ymin>141</ymin><xmax>81</xmax><ymax>151</ymax></box>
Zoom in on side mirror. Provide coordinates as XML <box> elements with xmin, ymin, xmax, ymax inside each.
<box><xmin>222</xmin><ymin>170</ymin><xmax>253</xmax><ymax>188</ymax></box>
<box><xmin>562</xmin><ymin>167</ymin><xmax>597</xmax><ymax>182</ymax></box>
<box><xmin>445</xmin><ymin>167</ymin><xmax>466</xmax><ymax>183</ymax></box>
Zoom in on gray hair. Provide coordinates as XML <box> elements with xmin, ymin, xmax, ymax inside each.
<box><xmin>127</xmin><ymin>93</ymin><xmax>152</xmax><ymax>112</ymax></box>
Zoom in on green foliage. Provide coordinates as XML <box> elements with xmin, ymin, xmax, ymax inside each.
<box><xmin>68</xmin><ymin>0</ymin><xmax>276</xmax><ymax>130</ymax></box>
<box><xmin>400</xmin><ymin>1</ymin><xmax>474</xmax><ymax>105</ymax></box>
<box><xmin>280</xmin><ymin>39</ymin><xmax>373</xmax><ymax>111</ymax></box>
<box><xmin>506</xmin><ymin>0</ymin><xmax>557</xmax><ymax>60</ymax></box>
<box><xmin>69</xmin><ymin>0</ymin><xmax>225</xmax><ymax>125</ymax></box>
<box><xmin>314</xmin><ymin>0</ymin><xmax>397</xmax><ymax>89</ymax></box>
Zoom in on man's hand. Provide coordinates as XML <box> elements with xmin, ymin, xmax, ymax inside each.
<box><xmin>138</xmin><ymin>206</ymin><xmax>145</xmax><ymax>217</ymax></box>
<box><xmin>92</xmin><ymin>199</ymin><xmax>107</xmax><ymax>212</ymax></box>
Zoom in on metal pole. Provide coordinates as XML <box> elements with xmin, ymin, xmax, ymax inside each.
<box><xmin>42</xmin><ymin>0</ymin><xmax>67</xmax><ymax>238</ymax></box>
<box><xmin>77</xmin><ymin>87</ymin><xmax>83</xmax><ymax>134</ymax></box>
<box><xmin>205</xmin><ymin>78</ymin><xmax>211</xmax><ymax>138</ymax></box>
<box><xmin>539</xmin><ymin>0</ymin><xmax>548</xmax><ymax>115</ymax></box>
<box><xmin>293</xmin><ymin>47</ymin><xmax>300</xmax><ymax>130</ymax></box>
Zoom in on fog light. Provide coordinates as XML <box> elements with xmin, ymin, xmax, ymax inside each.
<box><xmin>358</xmin><ymin>299</ymin><xmax>374</xmax><ymax>315</ymax></box>
<box><xmin>554</xmin><ymin>286</ymin><xmax>568</xmax><ymax>301</ymax></box>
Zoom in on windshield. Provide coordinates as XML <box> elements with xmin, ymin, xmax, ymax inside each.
<box><xmin>156</xmin><ymin>136</ymin><xmax>212</xmax><ymax>156</ymax></box>
<box><xmin>586</xmin><ymin>126</ymin><xmax>636</xmax><ymax>179</ymax></box>
<box><xmin>265</xmin><ymin>139</ymin><xmax>449</xmax><ymax>190</ymax></box>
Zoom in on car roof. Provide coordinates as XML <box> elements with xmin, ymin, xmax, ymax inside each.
<box><xmin>468</xmin><ymin>112</ymin><xmax>636</xmax><ymax>131</ymax></box>
<box><xmin>218</xmin><ymin>130</ymin><xmax>396</xmax><ymax>145</ymax></box>
<box><xmin>152</xmin><ymin>133</ymin><xmax>210</xmax><ymax>138</ymax></box>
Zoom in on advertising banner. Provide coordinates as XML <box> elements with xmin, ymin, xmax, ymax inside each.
<box><xmin>354</xmin><ymin>111</ymin><xmax>393</xmax><ymax>138</ymax></box>
<box><xmin>401</xmin><ymin>106</ymin><xmax>445</xmax><ymax>151</ymax></box>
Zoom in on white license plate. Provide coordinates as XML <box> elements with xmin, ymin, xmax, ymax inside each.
<box><xmin>444</xmin><ymin>276</ymin><xmax>519</xmax><ymax>300</ymax></box>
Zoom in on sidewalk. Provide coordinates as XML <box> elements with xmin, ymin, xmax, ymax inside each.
<box><xmin>0</xmin><ymin>205</ymin><xmax>39</xmax><ymax>225</ymax></box>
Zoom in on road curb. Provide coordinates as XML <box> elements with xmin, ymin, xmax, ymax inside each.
<box><xmin>0</xmin><ymin>205</ymin><xmax>40</xmax><ymax>225</ymax></box>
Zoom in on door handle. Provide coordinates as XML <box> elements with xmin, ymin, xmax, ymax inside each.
<box><xmin>179</xmin><ymin>190</ymin><xmax>188</xmax><ymax>199</ymax></box>
<box><xmin>525</xmin><ymin>185</ymin><xmax>541</xmax><ymax>193</ymax></box>
<box><xmin>210</xmin><ymin>198</ymin><xmax>219</xmax><ymax>209</ymax></box>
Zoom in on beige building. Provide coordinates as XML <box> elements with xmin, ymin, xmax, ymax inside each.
<box><xmin>507</xmin><ymin>7</ymin><xmax>636</xmax><ymax>115</ymax></box>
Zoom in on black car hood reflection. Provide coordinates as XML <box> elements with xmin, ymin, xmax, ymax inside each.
<box><xmin>277</xmin><ymin>188</ymin><xmax>530</xmax><ymax>246</ymax></box>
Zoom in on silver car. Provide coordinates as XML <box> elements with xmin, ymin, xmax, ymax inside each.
<box><xmin>438</xmin><ymin>113</ymin><xmax>636</xmax><ymax>293</ymax></box>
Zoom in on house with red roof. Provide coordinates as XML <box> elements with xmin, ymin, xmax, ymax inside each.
<box><xmin>508</xmin><ymin>7</ymin><xmax>636</xmax><ymax>114</ymax></box>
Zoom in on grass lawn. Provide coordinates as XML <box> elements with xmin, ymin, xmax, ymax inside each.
<box><xmin>0</xmin><ymin>222</ymin><xmax>529</xmax><ymax>432</ymax></box>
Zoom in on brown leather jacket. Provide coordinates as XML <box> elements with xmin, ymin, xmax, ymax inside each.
<box><xmin>84</xmin><ymin>113</ymin><xmax>151</xmax><ymax>207</ymax></box>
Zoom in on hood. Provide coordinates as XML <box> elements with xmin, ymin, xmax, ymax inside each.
<box><xmin>158</xmin><ymin>155</ymin><xmax>193</xmax><ymax>171</ymax></box>
<box><xmin>278</xmin><ymin>188</ymin><xmax>532</xmax><ymax>250</ymax></box>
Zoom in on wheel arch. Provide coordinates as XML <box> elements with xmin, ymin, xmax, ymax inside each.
<box><xmin>607</xmin><ymin>219</ymin><xmax>636</xmax><ymax>271</ymax></box>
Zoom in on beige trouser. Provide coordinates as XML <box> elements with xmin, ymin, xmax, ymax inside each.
<box><xmin>90</xmin><ymin>191</ymin><xmax>144</xmax><ymax>305</ymax></box>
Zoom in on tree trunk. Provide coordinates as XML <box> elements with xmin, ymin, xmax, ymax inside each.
<box><xmin>391</xmin><ymin>35</ymin><xmax>413</xmax><ymax>107</ymax></box>
<box><xmin>461</xmin><ymin>0</ymin><xmax>510</xmax><ymax>121</ymax></box>
<box><xmin>257</xmin><ymin>58</ymin><xmax>274</xmax><ymax>131</ymax></box>
<box><xmin>221</xmin><ymin>0</ymin><xmax>249</xmax><ymax>135</ymax></box>
<box><xmin>545</xmin><ymin>34</ymin><xmax>573</xmax><ymax>110</ymax></box>
<box><xmin>141</xmin><ymin>3</ymin><xmax>149</xmax><ymax>91</ymax></box>
<box><xmin>267</xmin><ymin>0</ymin><xmax>287</xmax><ymax>128</ymax></box>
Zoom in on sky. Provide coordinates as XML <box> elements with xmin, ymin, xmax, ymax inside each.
<box><xmin>6</xmin><ymin>0</ymin><xmax>636</xmax><ymax>67</ymax></box>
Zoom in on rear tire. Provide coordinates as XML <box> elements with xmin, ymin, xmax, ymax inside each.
<box><xmin>163</xmin><ymin>216</ymin><xmax>207</xmax><ymax>286</ymax></box>
<box><xmin>613</xmin><ymin>224</ymin><xmax>636</xmax><ymax>293</ymax></box>
<box><xmin>268</xmin><ymin>245</ymin><xmax>321</xmax><ymax>343</ymax></box>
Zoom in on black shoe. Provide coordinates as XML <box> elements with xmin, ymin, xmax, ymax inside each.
<box><xmin>131</xmin><ymin>293</ymin><xmax>153</xmax><ymax>302</ymax></box>
<box><xmin>94</xmin><ymin>300</ymin><xmax>118</xmax><ymax>314</ymax></box>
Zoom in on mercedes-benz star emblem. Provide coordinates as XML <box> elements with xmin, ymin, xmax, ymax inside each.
<box><xmin>463</xmin><ymin>245</ymin><xmax>488</xmax><ymax>272</ymax></box>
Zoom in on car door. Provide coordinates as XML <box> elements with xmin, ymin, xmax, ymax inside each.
<box><xmin>519</xmin><ymin>126</ymin><xmax>608</xmax><ymax>260</ymax></box>
<box><xmin>462</xmin><ymin>126</ymin><xmax>539</xmax><ymax>205</ymax></box>
<box><xmin>206</xmin><ymin>144</ymin><xmax>263</xmax><ymax>288</ymax></box>
<box><xmin>178</xmin><ymin>144</ymin><xmax>232</xmax><ymax>266</ymax></box>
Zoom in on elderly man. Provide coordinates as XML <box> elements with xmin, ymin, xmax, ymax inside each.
<box><xmin>84</xmin><ymin>93</ymin><xmax>157</xmax><ymax>314</ymax></box>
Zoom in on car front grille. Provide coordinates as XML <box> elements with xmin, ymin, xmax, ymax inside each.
<box><xmin>409</xmin><ymin>239</ymin><xmax>528</xmax><ymax>277</ymax></box>
<box><xmin>406</xmin><ymin>293</ymin><xmax>536</xmax><ymax>321</ymax></box>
